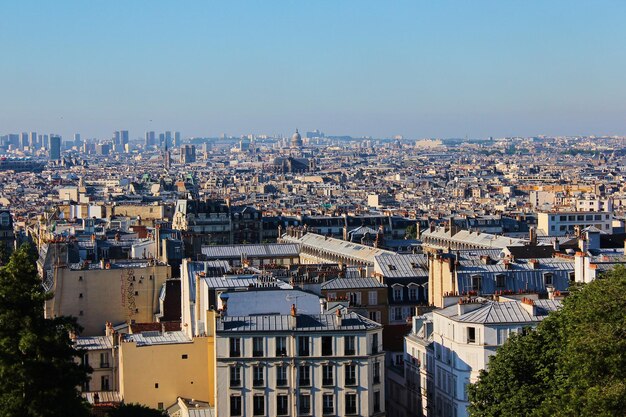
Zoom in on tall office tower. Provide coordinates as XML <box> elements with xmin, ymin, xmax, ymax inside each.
<box><xmin>180</xmin><ymin>145</ymin><xmax>196</xmax><ymax>164</ymax></box>
<box><xmin>42</xmin><ymin>134</ymin><xmax>49</xmax><ymax>150</ymax></box>
<box><xmin>74</xmin><ymin>133</ymin><xmax>82</xmax><ymax>147</ymax></box>
<box><xmin>49</xmin><ymin>135</ymin><xmax>61</xmax><ymax>160</ymax></box>
<box><xmin>174</xmin><ymin>131</ymin><xmax>181</xmax><ymax>147</ymax></box>
<box><xmin>8</xmin><ymin>134</ymin><xmax>19</xmax><ymax>148</ymax></box>
<box><xmin>120</xmin><ymin>130</ymin><xmax>129</xmax><ymax>145</ymax></box>
<box><xmin>29</xmin><ymin>132</ymin><xmax>37</xmax><ymax>149</ymax></box>
<box><xmin>20</xmin><ymin>132</ymin><xmax>29</xmax><ymax>149</ymax></box>
<box><xmin>145</xmin><ymin>131</ymin><xmax>156</xmax><ymax>148</ymax></box>
<box><xmin>165</xmin><ymin>131</ymin><xmax>172</xmax><ymax>148</ymax></box>
<box><xmin>113</xmin><ymin>131</ymin><xmax>121</xmax><ymax>145</ymax></box>
<box><xmin>158</xmin><ymin>133</ymin><xmax>165</xmax><ymax>148</ymax></box>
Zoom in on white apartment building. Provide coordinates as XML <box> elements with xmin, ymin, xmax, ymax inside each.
<box><xmin>537</xmin><ymin>211</ymin><xmax>612</xmax><ymax>236</ymax></box>
<box><xmin>406</xmin><ymin>296</ymin><xmax>561</xmax><ymax>417</ymax></box>
<box><xmin>215</xmin><ymin>295</ymin><xmax>385</xmax><ymax>417</ymax></box>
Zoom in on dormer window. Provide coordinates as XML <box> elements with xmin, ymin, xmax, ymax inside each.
<box><xmin>495</xmin><ymin>274</ymin><xmax>506</xmax><ymax>288</ymax></box>
<box><xmin>471</xmin><ymin>275</ymin><xmax>481</xmax><ymax>292</ymax></box>
<box><xmin>393</xmin><ymin>286</ymin><xmax>403</xmax><ymax>301</ymax></box>
<box><xmin>543</xmin><ymin>273</ymin><xmax>554</xmax><ymax>286</ymax></box>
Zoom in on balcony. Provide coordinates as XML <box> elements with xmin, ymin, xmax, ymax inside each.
<box><xmin>299</xmin><ymin>378</ymin><xmax>311</xmax><ymax>387</ymax></box>
<box><xmin>253</xmin><ymin>379</ymin><xmax>264</xmax><ymax>387</ymax></box>
<box><xmin>345</xmin><ymin>377</ymin><xmax>356</xmax><ymax>386</ymax></box>
<box><xmin>253</xmin><ymin>350</ymin><xmax>264</xmax><ymax>357</ymax></box>
<box><xmin>99</xmin><ymin>362</ymin><xmax>110</xmax><ymax>369</ymax></box>
<box><xmin>230</xmin><ymin>379</ymin><xmax>241</xmax><ymax>388</ymax></box>
<box><xmin>322</xmin><ymin>378</ymin><xmax>334</xmax><ymax>386</ymax></box>
<box><xmin>276</xmin><ymin>379</ymin><xmax>288</xmax><ymax>387</ymax></box>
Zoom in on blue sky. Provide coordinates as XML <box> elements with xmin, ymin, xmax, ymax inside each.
<box><xmin>1</xmin><ymin>1</ymin><xmax>625</xmax><ymax>139</ymax></box>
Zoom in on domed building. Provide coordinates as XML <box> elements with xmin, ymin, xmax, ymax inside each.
<box><xmin>291</xmin><ymin>129</ymin><xmax>303</xmax><ymax>148</ymax></box>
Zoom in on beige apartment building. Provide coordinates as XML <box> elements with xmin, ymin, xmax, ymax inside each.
<box><xmin>44</xmin><ymin>260</ymin><xmax>171</xmax><ymax>335</ymax></box>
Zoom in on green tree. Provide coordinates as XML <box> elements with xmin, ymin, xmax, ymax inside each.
<box><xmin>106</xmin><ymin>404</ymin><xmax>167</xmax><ymax>417</ymax></box>
<box><xmin>405</xmin><ymin>224</ymin><xmax>418</xmax><ymax>239</ymax></box>
<box><xmin>468</xmin><ymin>267</ymin><xmax>626</xmax><ymax>417</ymax></box>
<box><xmin>0</xmin><ymin>243</ymin><xmax>91</xmax><ymax>417</ymax></box>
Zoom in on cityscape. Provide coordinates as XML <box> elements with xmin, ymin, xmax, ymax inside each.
<box><xmin>1</xmin><ymin>2</ymin><xmax>625</xmax><ymax>417</ymax></box>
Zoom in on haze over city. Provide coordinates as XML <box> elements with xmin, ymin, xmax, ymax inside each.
<box><xmin>2</xmin><ymin>1</ymin><xmax>626</xmax><ymax>139</ymax></box>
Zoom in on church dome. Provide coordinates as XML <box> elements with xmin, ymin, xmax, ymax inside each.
<box><xmin>291</xmin><ymin>129</ymin><xmax>303</xmax><ymax>148</ymax></box>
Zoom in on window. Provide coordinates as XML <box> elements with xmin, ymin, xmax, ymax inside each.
<box><xmin>322</xmin><ymin>336</ymin><xmax>333</xmax><ymax>356</ymax></box>
<box><xmin>82</xmin><ymin>353</ymin><xmax>89</xmax><ymax>366</ymax></box>
<box><xmin>408</xmin><ymin>287</ymin><xmax>417</xmax><ymax>301</ymax></box>
<box><xmin>368</xmin><ymin>291</ymin><xmax>378</xmax><ymax>305</ymax></box>
<box><xmin>544</xmin><ymin>273</ymin><xmax>553</xmax><ymax>286</ymax></box>
<box><xmin>393</xmin><ymin>307</ymin><xmax>402</xmax><ymax>321</ymax></box>
<box><xmin>323</xmin><ymin>364</ymin><xmax>334</xmax><ymax>385</ymax></box>
<box><xmin>298</xmin><ymin>336</ymin><xmax>310</xmax><ymax>356</ymax></box>
<box><xmin>495</xmin><ymin>274</ymin><xmax>505</xmax><ymax>288</ymax></box>
<box><xmin>101</xmin><ymin>375</ymin><xmax>110</xmax><ymax>391</ymax></box>
<box><xmin>471</xmin><ymin>275</ymin><xmax>481</xmax><ymax>292</ymax></box>
<box><xmin>158</xmin><ymin>402</ymin><xmax>163</xmax><ymax>410</ymax></box>
<box><xmin>393</xmin><ymin>286</ymin><xmax>403</xmax><ymax>301</ymax></box>
<box><xmin>154</xmin><ymin>383</ymin><xmax>159</xmax><ymax>388</ymax></box>
<box><xmin>299</xmin><ymin>394</ymin><xmax>311</xmax><ymax>415</ymax></box>
<box><xmin>345</xmin><ymin>393</ymin><xmax>357</xmax><ymax>415</ymax></box>
<box><xmin>100</xmin><ymin>352</ymin><xmax>109</xmax><ymax>368</ymax></box>
<box><xmin>323</xmin><ymin>394</ymin><xmax>334</xmax><ymax>415</ymax></box>
<box><xmin>374</xmin><ymin>391</ymin><xmax>381</xmax><ymax>412</ymax></box>
<box><xmin>373</xmin><ymin>361</ymin><xmax>381</xmax><ymax>384</ymax></box>
<box><xmin>345</xmin><ymin>364</ymin><xmax>356</xmax><ymax>385</ymax></box>
<box><xmin>253</xmin><ymin>396</ymin><xmax>264</xmax><ymax>416</ymax></box>
<box><xmin>181</xmin><ymin>354</ymin><xmax>188</xmax><ymax>359</ymax></box>
<box><xmin>467</xmin><ymin>327</ymin><xmax>476</xmax><ymax>344</ymax></box>
<box><xmin>369</xmin><ymin>311</ymin><xmax>381</xmax><ymax>323</ymax></box>
<box><xmin>569</xmin><ymin>271</ymin><xmax>576</xmax><ymax>282</ymax></box>
<box><xmin>277</xmin><ymin>395</ymin><xmax>289</xmax><ymax>416</ymax></box>
<box><xmin>253</xmin><ymin>365</ymin><xmax>264</xmax><ymax>387</ymax></box>
<box><xmin>372</xmin><ymin>333</ymin><xmax>379</xmax><ymax>354</ymax></box>
<box><xmin>276</xmin><ymin>364</ymin><xmax>288</xmax><ymax>386</ymax></box>
<box><xmin>348</xmin><ymin>291</ymin><xmax>361</xmax><ymax>305</ymax></box>
<box><xmin>276</xmin><ymin>336</ymin><xmax>287</xmax><ymax>356</ymax></box>
<box><xmin>345</xmin><ymin>336</ymin><xmax>356</xmax><ymax>355</ymax></box>
<box><xmin>299</xmin><ymin>365</ymin><xmax>311</xmax><ymax>386</ymax></box>
<box><xmin>229</xmin><ymin>337</ymin><xmax>241</xmax><ymax>357</ymax></box>
<box><xmin>253</xmin><ymin>337</ymin><xmax>264</xmax><ymax>357</ymax></box>
<box><xmin>230</xmin><ymin>366</ymin><xmax>241</xmax><ymax>387</ymax></box>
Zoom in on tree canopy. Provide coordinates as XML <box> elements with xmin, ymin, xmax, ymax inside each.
<box><xmin>0</xmin><ymin>243</ymin><xmax>91</xmax><ymax>417</ymax></box>
<box><xmin>468</xmin><ymin>266</ymin><xmax>626</xmax><ymax>417</ymax></box>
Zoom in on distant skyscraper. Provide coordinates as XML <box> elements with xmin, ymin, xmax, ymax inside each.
<box><xmin>165</xmin><ymin>131</ymin><xmax>172</xmax><ymax>148</ymax></box>
<box><xmin>158</xmin><ymin>133</ymin><xmax>165</xmax><ymax>148</ymax></box>
<box><xmin>20</xmin><ymin>132</ymin><xmax>29</xmax><ymax>149</ymax></box>
<box><xmin>120</xmin><ymin>130</ymin><xmax>129</xmax><ymax>145</ymax></box>
<box><xmin>174</xmin><ymin>131</ymin><xmax>181</xmax><ymax>147</ymax></box>
<box><xmin>29</xmin><ymin>132</ymin><xmax>37</xmax><ymax>149</ymax></box>
<box><xmin>180</xmin><ymin>144</ymin><xmax>196</xmax><ymax>164</ymax></box>
<box><xmin>49</xmin><ymin>135</ymin><xmax>61</xmax><ymax>160</ymax></box>
<box><xmin>74</xmin><ymin>133</ymin><xmax>81</xmax><ymax>146</ymax></box>
<box><xmin>145</xmin><ymin>131</ymin><xmax>156</xmax><ymax>148</ymax></box>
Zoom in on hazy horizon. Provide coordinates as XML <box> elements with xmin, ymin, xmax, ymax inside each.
<box><xmin>2</xmin><ymin>1</ymin><xmax>625</xmax><ymax>139</ymax></box>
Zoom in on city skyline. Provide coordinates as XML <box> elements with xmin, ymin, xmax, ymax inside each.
<box><xmin>2</xmin><ymin>1</ymin><xmax>626</xmax><ymax>139</ymax></box>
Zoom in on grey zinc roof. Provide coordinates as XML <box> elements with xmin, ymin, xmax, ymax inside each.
<box><xmin>217</xmin><ymin>312</ymin><xmax>381</xmax><ymax>333</ymax></box>
<box><xmin>374</xmin><ymin>254</ymin><xmax>428</xmax><ymax>277</ymax></box>
<box><xmin>422</xmin><ymin>226</ymin><xmax>529</xmax><ymax>248</ymax></box>
<box><xmin>281</xmin><ymin>232</ymin><xmax>395</xmax><ymax>264</ymax></box>
<box><xmin>437</xmin><ymin>299</ymin><xmax>562</xmax><ymax>324</ymax></box>
<box><xmin>122</xmin><ymin>330</ymin><xmax>192</xmax><ymax>347</ymax></box>
<box><xmin>75</xmin><ymin>335</ymin><xmax>113</xmax><ymax>350</ymax></box>
<box><xmin>201</xmin><ymin>243</ymin><xmax>299</xmax><ymax>259</ymax></box>
<box><xmin>321</xmin><ymin>277</ymin><xmax>386</xmax><ymax>290</ymax></box>
<box><xmin>224</xmin><ymin>289</ymin><xmax>321</xmax><ymax>316</ymax></box>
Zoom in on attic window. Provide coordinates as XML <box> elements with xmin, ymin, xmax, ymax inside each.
<box><xmin>495</xmin><ymin>274</ymin><xmax>505</xmax><ymax>288</ymax></box>
<box><xmin>543</xmin><ymin>273</ymin><xmax>554</xmax><ymax>286</ymax></box>
<box><xmin>388</xmin><ymin>264</ymin><xmax>397</xmax><ymax>271</ymax></box>
<box><xmin>410</xmin><ymin>262</ymin><xmax>419</xmax><ymax>269</ymax></box>
<box><xmin>471</xmin><ymin>275</ymin><xmax>481</xmax><ymax>292</ymax></box>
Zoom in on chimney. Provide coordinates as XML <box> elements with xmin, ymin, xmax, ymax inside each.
<box><xmin>289</xmin><ymin>304</ymin><xmax>297</xmax><ymax>329</ymax></box>
<box><xmin>529</xmin><ymin>259</ymin><xmax>539</xmax><ymax>269</ymax></box>
<box><xmin>457</xmin><ymin>297</ymin><xmax>483</xmax><ymax>316</ymax></box>
<box><xmin>105</xmin><ymin>321</ymin><xmax>113</xmax><ymax>337</ymax></box>
<box><xmin>529</xmin><ymin>227</ymin><xmax>537</xmax><ymax>246</ymax></box>
<box><xmin>335</xmin><ymin>309</ymin><xmax>343</xmax><ymax>326</ymax></box>
<box><xmin>553</xmin><ymin>238</ymin><xmax>560</xmax><ymax>251</ymax></box>
<box><xmin>520</xmin><ymin>297</ymin><xmax>537</xmax><ymax>316</ymax></box>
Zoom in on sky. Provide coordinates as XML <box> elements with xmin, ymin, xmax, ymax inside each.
<box><xmin>1</xmin><ymin>1</ymin><xmax>625</xmax><ymax>140</ymax></box>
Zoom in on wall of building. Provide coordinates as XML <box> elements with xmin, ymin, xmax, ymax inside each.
<box><xmin>45</xmin><ymin>264</ymin><xmax>170</xmax><ymax>335</ymax></box>
<box><xmin>119</xmin><ymin>335</ymin><xmax>213</xmax><ymax>409</ymax></box>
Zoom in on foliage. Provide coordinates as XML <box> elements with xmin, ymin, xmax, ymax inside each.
<box><xmin>106</xmin><ymin>403</ymin><xmax>168</xmax><ymax>417</ymax></box>
<box><xmin>468</xmin><ymin>266</ymin><xmax>626</xmax><ymax>417</ymax></box>
<box><xmin>405</xmin><ymin>224</ymin><xmax>418</xmax><ymax>239</ymax></box>
<box><xmin>0</xmin><ymin>243</ymin><xmax>91</xmax><ymax>417</ymax></box>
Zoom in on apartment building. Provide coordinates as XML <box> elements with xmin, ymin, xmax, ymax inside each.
<box><xmin>407</xmin><ymin>296</ymin><xmax>562</xmax><ymax>417</ymax></box>
<box><xmin>537</xmin><ymin>211</ymin><xmax>612</xmax><ymax>236</ymax></box>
